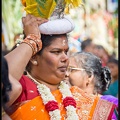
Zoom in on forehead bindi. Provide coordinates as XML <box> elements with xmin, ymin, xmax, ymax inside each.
<box><xmin>62</xmin><ymin>39</ymin><xmax>68</xmax><ymax>46</ymax></box>
<box><xmin>50</xmin><ymin>37</ymin><xmax>68</xmax><ymax>47</ymax></box>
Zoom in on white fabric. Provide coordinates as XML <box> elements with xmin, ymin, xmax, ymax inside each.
<box><xmin>39</xmin><ymin>15</ymin><xmax>75</xmax><ymax>35</ymax></box>
<box><xmin>22</xmin><ymin>11</ymin><xmax>75</xmax><ymax>35</ymax></box>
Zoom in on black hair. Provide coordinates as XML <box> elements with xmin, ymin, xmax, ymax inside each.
<box><xmin>26</xmin><ymin>34</ymin><xmax>67</xmax><ymax>73</ymax></box>
<box><xmin>107</xmin><ymin>58</ymin><xmax>118</xmax><ymax>65</ymax></box>
<box><xmin>71</xmin><ymin>52</ymin><xmax>111</xmax><ymax>93</ymax></box>
<box><xmin>1</xmin><ymin>55</ymin><xmax>12</xmax><ymax>108</ymax></box>
<box><xmin>81</xmin><ymin>38</ymin><xmax>92</xmax><ymax>50</ymax></box>
<box><xmin>37</xmin><ymin>34</ymin><xmax>67</xmax><ymax>55</ymax></box>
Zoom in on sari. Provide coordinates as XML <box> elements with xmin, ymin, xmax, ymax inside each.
<box><xmin>9</xmin><ymin>75</ymin><xmax>116</xmax><ymax>120</ymax></box>
<box><xmin>101</xmin><ymin>95</ymin><xmax>118</xmax><ymax>120</ymax></box>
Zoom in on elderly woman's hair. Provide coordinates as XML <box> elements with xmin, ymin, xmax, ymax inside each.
<box><xmin>71</xmin><ymin>52</ymin><xmax>111</xmax><ymax>93</ymax></box>
<box><xmin>2</xmin><ymin>55</ymin><xmax>12</xmax><ymax>108</ymax></box>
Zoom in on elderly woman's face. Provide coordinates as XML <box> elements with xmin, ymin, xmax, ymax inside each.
<box><xmin>35</xmin><ymin>35</ymin><xmax>69</xmax><ymax>84</ymax></box>
<box><xmin>66</xmin><ymin>57</ymin><xmax>89</xmax><ymax>89</ymax></box>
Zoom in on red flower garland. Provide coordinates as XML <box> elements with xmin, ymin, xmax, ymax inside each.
<box><xmin>63</xmin><ymin>97</ymin><xmax>76</xmax><ymax>108</ymax></box>
<box><xmin>45</xmin><ymin>100</ymin><xmax>59</xmax><ymax>112</ymax></box>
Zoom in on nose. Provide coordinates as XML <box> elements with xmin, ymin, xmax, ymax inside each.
<box><xmin>65</xmin><ymin>71</ymin><xmax>69</xmax><ymax>79</ymax></box>
<box><xmin>61</xmin><ymin>52</ymin><xmax>69</xmax><ymax>62</ymax></box>
<box><xmin>64</xmin><ymin>71</ymin><xmax>70</xmax><ymax>85</ymax></box>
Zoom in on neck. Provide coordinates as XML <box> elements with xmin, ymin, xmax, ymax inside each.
<box><xmin>83</xmin><ymin>85</ymin><xmax>95</xmax><ymax>95</ymax></box>
<box><xmin>27</xmin><ymin>72</ymin><xmax>59</xmax><ymax>91</ymax></box>
<box><xmin>40</xmin><ymin>81</ymin><xmax>60</xmax><ymax>91</ymax></box>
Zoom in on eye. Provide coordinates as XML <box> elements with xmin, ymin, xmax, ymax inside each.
<box><xmin>70</xmin><ymin>69</ymin><xmax>77</xmax><ymax>72</ymax></box>
<box><xmin>51</xmin><ymin>51</ymin><xmax>61</xmax><ymax>54</ymax></box>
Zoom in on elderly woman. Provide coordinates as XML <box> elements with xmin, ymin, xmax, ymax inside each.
<box><xmin>65</xmin><ymin>52</ymin><xmax>118</xmax><ymax>119</ymax></box>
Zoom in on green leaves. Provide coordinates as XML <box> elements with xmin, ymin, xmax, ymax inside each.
<box><xmin>36</xmin><ymin>0</ymin><xmax>46</xmax><ymax>17</ymax></box>
<box><xmin>2</xmin><ymin>0</ymin><xmax>23</xmax><ymax>48</ymax></box>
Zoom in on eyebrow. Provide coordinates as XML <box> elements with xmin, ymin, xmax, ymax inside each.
<box><xmin>51</xmin><ymin>48</ymin><xmax>69</xmax><ymax>51</ymax></box>
<box><xmin>68</xmin><ymin>67</ymin><xmax>85</xmax><ymax>71</ymax></box>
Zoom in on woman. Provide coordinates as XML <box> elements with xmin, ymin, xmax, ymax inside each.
<box><xmin>6</xmin><ymin>23</ymin><xmax>80</xmax><ymax>120</ymax></box>
<box><xmin>5</xmin><ymin>1</ymin><xmax>116</xmax><ymax>119</ymax></box>
<box><xmin>65</xmin><ymin>52</ymin><xmax>118</xmax><ymax>119</ymax></box>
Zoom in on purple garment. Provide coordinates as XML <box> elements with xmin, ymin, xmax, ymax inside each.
<box><xmin>101</xmin><ymin>95</ymin><xmax>118</xmax><ymax>120</ymax></box>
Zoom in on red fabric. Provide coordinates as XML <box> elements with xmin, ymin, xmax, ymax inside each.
<box><xmin>14</xmin><ymin>75</ymin><xmax>39</xmax><ymax>104</ymax></box>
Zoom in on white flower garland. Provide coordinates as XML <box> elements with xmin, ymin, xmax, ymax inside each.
<box><xmin>27</xmin><ymin>72</ymin><xmax>79</xmax><ymax>120</ymax></box>
<box><xmin>59</xmin><ymin>81</ymin><xmax>79</xmax><ymax>120</ymax></box>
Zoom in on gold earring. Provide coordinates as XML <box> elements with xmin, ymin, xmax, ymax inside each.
<box><xmin>33</xmin><ymin>61</ymin><xmax>37</xmax><ymax>65</ymax></box>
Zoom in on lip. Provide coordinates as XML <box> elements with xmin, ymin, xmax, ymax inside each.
<box><xmin>58</xmin><ymin>66</ymin><xmax>67</xmax><ymax>72</ymax></box>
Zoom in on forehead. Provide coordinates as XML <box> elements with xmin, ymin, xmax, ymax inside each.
<box><xmin>69</xmin><ymin>57</ymin><xmax>78</xmax><ymax>66</ymax></box>
<box><xmin>49</xmin><ymin>36</ymin><xmax>68</xmax><ymax>48</ymax></box>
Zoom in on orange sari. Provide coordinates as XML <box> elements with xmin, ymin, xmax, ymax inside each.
<box><xmin>10</xmin><ymin>86</ymin><xmax>115</xmax><ymax>120</ymax></box>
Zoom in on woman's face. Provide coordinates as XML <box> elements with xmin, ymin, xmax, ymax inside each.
<box><xmin>34</xmin><ymin>35</ymin><xmax>69</xmax><ymax>85</ymax></box>
<box><xmin>65</xmin><ymin>57</ymin><xmax>89</xmax><ymax>90</ymax></box>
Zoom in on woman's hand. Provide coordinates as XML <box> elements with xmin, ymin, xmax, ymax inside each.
<box><xmin>22</xmin><ymin>14</ymin><xmax>48</xmax><ymax>39</ymax></box>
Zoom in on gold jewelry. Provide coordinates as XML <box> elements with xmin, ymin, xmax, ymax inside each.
<box><xmin>2</xmin><ymin>108</ymin><xmax>6</xmax><ymax>116</ymax></box>
<box><xmin>2</xmin><ymin>111</ymin><xmax>6</xmax><ymax>116</ymax></box>
<box><xmin>21</xmin><ymin>34</ymin><xmax>42</xmax><ymax>56</ymax></box>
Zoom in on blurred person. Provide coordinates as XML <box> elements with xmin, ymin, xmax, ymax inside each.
<box><xmin>65</xmin><ymin>52</ymin><xmax>118</xmax><ymax>119</ymax></box>
<box><xmin>102</xmin><ymin>58</ymin><xmax>118</xmax><ymax>97</ymax></box>
<box><xmin>2</xmin><ymin>54</ymin><xmax>23</xmax><ymax>120</ymax></box>
<box><xmin>81</xmin><ymin>38</ymin><xmax>95</xmax><ymax>53</ymax></box>
<box><xmin>93</xmin><ymin>44</ymin><xmax>110</xmax><ymax>67</ymax></box>
<box><xmin>2</xmin><ymin>55</ymin><xmax>12</xmax><ymax>120</ymax></box>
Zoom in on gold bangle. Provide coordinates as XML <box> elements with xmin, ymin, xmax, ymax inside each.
<box><xmin>22</xmin><ymin>34</ymin><xmax>42</xmax><ymax>56</ymax></box>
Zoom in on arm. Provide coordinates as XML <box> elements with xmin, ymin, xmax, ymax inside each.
<box><xmin>5</xmin><ymin>14</ymin><xmax>47</xmax><ymax>81</ymax></box>
<box><xmin>5</xmin><ymin>43</ymin><xmax>32</xmax><ymax>81</ymax></box>
<box><xmin>4</xmin><ymin>15</ymin><xmax>47</xmax><ymax>107</ymax></box>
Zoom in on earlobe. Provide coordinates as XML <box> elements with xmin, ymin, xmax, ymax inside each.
<box><xmin>89</xmin><ymin>73</ymin><xmax>94</xmax><ymax>82</ymax></box>
<box><xmin>86</xmin><ymin>74</ymin><xmax>94</xmax><ymax>87</ymax></box>
<box><xmin>30</xmin><ymin>56</ymin><xmax>38</xmax><ymax>65</ymax></box>
<box><xmin>33</xmin><ymin>61</ymin><xmax>38</xmax><ymax>65</ymax></box>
